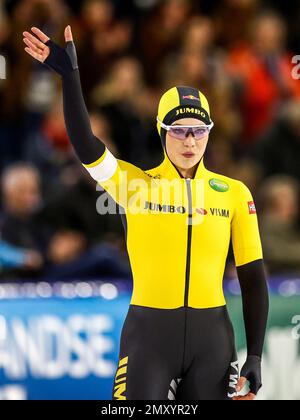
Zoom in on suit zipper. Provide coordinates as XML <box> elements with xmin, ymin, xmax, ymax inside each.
<box><xmin>184</xmin><ymin>178</ymin><xmax>193</xmax><ymax>307</ymax></box>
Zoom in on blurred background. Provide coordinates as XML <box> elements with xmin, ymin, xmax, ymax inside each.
<box><xmin>0</xmin><ymin>0</ymin><xmax>300</xmax><ymax>400</ymax></box>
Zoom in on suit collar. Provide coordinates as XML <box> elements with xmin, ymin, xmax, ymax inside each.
<box><xmin>159</xmin><ymin>151</ymin><xmax>207</xmax><ymax>180</ymax></box>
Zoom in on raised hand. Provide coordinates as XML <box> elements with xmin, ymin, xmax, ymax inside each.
<box><xmin>23</xmin><ymin>25</ymin><xmax>78</xmax><ymax>77</ymax></box>
<box><xmin>23</xmin><ymin>27</ymin><xmax>51</xmax><ymax>63</ymax></box>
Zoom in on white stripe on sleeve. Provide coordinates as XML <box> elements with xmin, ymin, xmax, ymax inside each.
<box><xmin>84</xmin><ymin>148</ymin><xmax>118</xmax><ymax>182</ymax></box>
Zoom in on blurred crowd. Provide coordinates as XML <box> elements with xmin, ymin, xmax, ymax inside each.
<box><xmin>1</xmin><ymin>0</ymin><xmax>300</xmax><ymax>281</ymax></box>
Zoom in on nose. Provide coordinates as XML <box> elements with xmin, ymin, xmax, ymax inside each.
<box><xmin>183</xmin><ymin>132</ymin><xmax>196</xmax><ymax>147</ymax></box>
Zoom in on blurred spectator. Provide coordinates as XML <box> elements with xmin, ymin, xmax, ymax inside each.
<box><xmin>24</xmin><ymin>95</ymin><xmax>77</xmax><ymax>198</ymax></box>
<box><xmin>39</xmin><ymin>111</ymin><xmax>124</xmax><ymax>245</ymax></box>
<box><xmin>0</xmin><ymin>0</ymin><xmax>70</xmax><ymax>166</ymax></box>
<box><xmin>43</xmin><ymin>240</ymin><xmax>132</xmax><ymax>280</ymax></box>
<box><xmin>40</xmin><ymin>168</ymin><xmax>131</xmax><ymax>281</ymax></box>
<box><xmin>252</xmin><ymin>101</ymin><xmax>300</xmax><ymax>181</ymax></box>
<box><xmin>140</xmin><ymin>0</ymin><xmax>192</xmax><ymax>86</ymax></box>
<box><xmin>39</xmin><ymin>167</ymin><xmax>125</xmax><ymax>249</ymax></box>
<box><xmin>162</xmin><ymin>49</ymin><xmax>209</xmax><ymax>89</ymax></box>
<box><xmin>231</xmin><ymin>158</ymin><xmax>262</xmax><ymax>195</ymax></box>
<box><xmin>258</xmin><ymin>175</ymin><xmax>300</xmax><ymax>275</ymax></box>
<box><xmin>0</xmin><ymin>161</ymin><xmax>130</xmax><ymax>280</ymax></box>
<box><xmin>226</xmin><ymin>11</ymin><xmax>300</xmax><ymax>144</ymax></box>
<box><xmin>0</xmin><ymin>163</ymin><xmax>46</xmax><ymax>278</ymax></box>
<box><xmin>161</xmin><ymin>15</ymin><xmax>241</xmax><ymax>145</ymax></box>
<box><xmin>90</xmin><ymin>110</ymin><xmax>118</xmax><ymax>155</ymax></box>
<box><xmin>0</xmin><ymin>0</ymin><xmax>9</xmax><ymax>44</ymax></box>
<box><xmin>91</xmin><ymin>56</ymin><xmax>158</xmax><ymax>167</ymax></box>
<box><xmin>181</xmin><ymin>16</ymin><xmax>215</xmax><ymax>53</ymax></box>
<box><xmin>205</xmin><ymin>138</ymin><xmax>235</xmax><ymax>179</ymax></box>
<box><xmin>47</xmin><ymin>230</ymin><xmax>86</xmax><ymax>264</ymax></box>
<box><xmin>40</xmin><ymin>170</ymin><xmax>131</xmax><ymax>280</ymax></box>
<box><xmin>263</xmin><ymin>0</ymin><xmax>300</xmax><ymax>52</ymax></box>
<box><xmin>40</xmin><ymin>186</ymin><xmax>130</xmax><ymax>279</ymax></box>
<box><xmin>37</xmin><ymin>113</ymin><xmax>131</xmax><ymax>279</ymax></box>
<box><xmin>76</xmin><ymin>0</ymin><xmax>133</xmax><ymax>95</ymax></box>
<box><xmin>214</xmin><ymin>0</ymin><xmax>260</xmax><ymax>48</ymax></box>
<box><xmin>0</xmin><ymin>238</ymin><xmax>42</xmax><ymax>272</ymax></box>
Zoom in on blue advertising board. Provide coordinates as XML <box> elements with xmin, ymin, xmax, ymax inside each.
<box><xmin>0</xmin><ymin>279</ymin><xmax>300</xmax><ymax>400</ymax></box>
<box><xmin>0</xmin><ymin>282</ymin><xmax>130</xmax><ymax>400</ymax></box>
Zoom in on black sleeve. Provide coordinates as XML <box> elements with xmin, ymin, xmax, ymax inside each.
<box><xmin>62</xmin><ymin>69</ymin><xmax>105</xmax><ymax>165</ymax></box>
<box><xmin>44</xmin><ymin>39</ymin><xmax>105</xmax><ymax>165</ymax></box>
<box><xmin>236</xmin><ymin>259</ymin><xmax>269</xmax><ymax>358</ymax></box>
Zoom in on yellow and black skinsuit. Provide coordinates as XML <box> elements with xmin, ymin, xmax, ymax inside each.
<box><xmin>82</xmin><ymin>88</ymin><xmax>263</xmax><ymax>400</ymax></box>
<box><xmin>84</xmin><ymin>143</ymin><xmax>262</xmax><ymax>310</ymax></box>
<box><xmin>42</xmin><ymin>38</ymin><xmax>269</xmax><ymax>400</ymax></box>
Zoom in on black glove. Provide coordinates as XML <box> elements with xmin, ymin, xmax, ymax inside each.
<box><xmin>44</xmin><ymin>39</ymin><xmax>78</xmax><ymax>78</ymax></box>
<box><xmin>240</xmin><ymin>355</ymin><xmax>262</xmax><ymax>395</ymax></box>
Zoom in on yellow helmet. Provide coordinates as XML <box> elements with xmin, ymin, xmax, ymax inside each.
<box><xmin>157</xmin><ymin>86</ymin><xmax>211</xmax><ymax>142</ymax></box>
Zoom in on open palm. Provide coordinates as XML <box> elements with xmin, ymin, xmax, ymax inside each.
<box><xmin>23</xmin><ymin>26</ymin><xmax>73</xmax><ymax>63</ymax></box>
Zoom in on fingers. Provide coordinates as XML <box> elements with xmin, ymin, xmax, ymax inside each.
<box><xmin>31</xmin><ymin>27</ymin><xmax>50</xmax><ymax>43</ymax></box>
<box><xmin>236</xmin><ymin>377</ymin><xmax>247</xmax><ymax>393</ymax></box>
<box><xmin>232</xmin><ymin>393</ymin><xmax>256</xmax><ymax>401</ymax></box>
<box><xmin>23</xmin><ymin>37</ymin><xmax>41</xmax><ymax>54</ymax></box>
<box><xmin>64</xmin><ymin>25</ymin><xmax>73</xmax><ymax>42</ymax></box>
<box><xmin>23</xmin><ymin>30</ymin><xmax>47</xmax><ymax>50</ymax></box>
<box><xmin>234</xmin><ymin>377</ymin><xmax>256</xmax><ymax>401</ymax></box>
<box><xmin>23</xmin><ymin>27</ymin><xmax>50</xmax><ymax>63</ymax></box>
<box><xmin>24</xmin><ymin>47</ymin><xmax>44</xmax><ymax>63</ymax></box>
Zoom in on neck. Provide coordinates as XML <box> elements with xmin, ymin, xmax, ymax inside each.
<box><xmin>177</xmin><ymin>161</ymin><xmax>200</xmax><ymax>179</ymax></box>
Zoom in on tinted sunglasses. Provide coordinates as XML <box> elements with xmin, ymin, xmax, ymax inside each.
<box><xmin>157</xmin><ymin>117</ymin><xmax>214</xmax><ymax>140</ymax></box>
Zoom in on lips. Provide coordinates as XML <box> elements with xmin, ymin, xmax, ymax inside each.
<box><xmin>182</xmin><ymin>153</ymin><xmax>195</xmax><ymax>158</ymax></box>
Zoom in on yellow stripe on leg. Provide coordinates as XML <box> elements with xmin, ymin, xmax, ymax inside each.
<box><xmin>118</xmin><ymin>356</ymin><xmax>129</xmax><ymax>367</ymax></box>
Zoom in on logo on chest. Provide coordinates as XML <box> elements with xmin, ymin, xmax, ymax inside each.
<box><xmin>144</xmin><ymin>202</ymin><xmax>230</xmax><ymax>218</ymax></box>
<box><xmin>209</xmin><ymin>208</ymin><xmax>230</xmax><ymax>218</ymax></box>
<box><xmin>144</xmin><ymin>201</ymin><xmax>186</xmax><ymax>214</ymax></box>
<box><xmin>196</xmin><ymin>208</ymin><xmax>230</xmax><ymax>218</ymax></box>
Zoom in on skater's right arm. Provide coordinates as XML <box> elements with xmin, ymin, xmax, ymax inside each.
<box><xmin>23</xmin><ymin>26</ymin><xmax>148</xmax><ymax>204</ymax></box>
<box><xmin>23</xmin><ymin>26</ymin><xmax>118</xmax><ymax>178</ymax></box>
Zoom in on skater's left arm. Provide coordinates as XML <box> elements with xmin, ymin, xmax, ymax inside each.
<box><xmin>231</xmin><ymin>181</ymin><xmax>269</xmax><ymax>400</ymax></box>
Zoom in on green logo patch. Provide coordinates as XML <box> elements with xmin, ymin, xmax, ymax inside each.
<box><xmin>209</xmin><ymin>178</ymin><xmax>229</xmax><ymax>193</ymax></box>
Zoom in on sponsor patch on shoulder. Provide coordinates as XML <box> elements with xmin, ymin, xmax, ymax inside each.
<box><xmin>248</xmin><ymin>201</ymin><xmax>256</xmax><ymax>214</ymax></box>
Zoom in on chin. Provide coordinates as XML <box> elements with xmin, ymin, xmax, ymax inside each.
<box><xmin>179</xmin><ymin>158</ymin><xmax>200</xmax><ymax>169</ymax></box>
